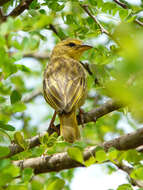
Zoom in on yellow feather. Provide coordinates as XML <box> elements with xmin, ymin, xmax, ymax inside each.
<box><xmin>43</xmin><ymin>38</ymin><xmax>92</xmax><ymax>142</ymax></box>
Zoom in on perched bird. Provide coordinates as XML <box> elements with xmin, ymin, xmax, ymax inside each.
<box><xmin>43</xmin><ymin>39</ymin><xmax>92</xmax><ymax>143</ymax></box>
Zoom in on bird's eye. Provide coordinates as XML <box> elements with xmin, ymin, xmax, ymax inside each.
<box><xmin>67</xmin><ymin>42</ymin><xmax>76</xmax><ymax>47</ymax></box>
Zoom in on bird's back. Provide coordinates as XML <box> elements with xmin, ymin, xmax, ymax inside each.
<box><xmin>43</xmin><ymin>56</ymin><xmax>86</xmax><ymax>114</ymax></box>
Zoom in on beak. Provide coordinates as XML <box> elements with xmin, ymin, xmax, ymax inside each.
<box><xmin>79</xmin><ymin>44</ymin><xmax>93</xmax><ymax>51</ymax></box>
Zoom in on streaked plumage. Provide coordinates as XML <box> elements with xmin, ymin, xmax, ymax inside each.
<box><xmin>43</xmin><ymin>39</ymin><xmax>92</xmax><ymax>142</ymax></box>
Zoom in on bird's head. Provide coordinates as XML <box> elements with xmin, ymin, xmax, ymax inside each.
<box><xmin>51</xmin><ymin>38</ymin><xmax>92</xmax><ymax>60</ymax></box>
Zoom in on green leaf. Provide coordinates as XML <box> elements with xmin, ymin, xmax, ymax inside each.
<box><xmin>130</xmin><ymin>166</ymin><xmax>143</xmax><ymax>180</ymax></box>
<box><xmin>17</xmin><ymin>64</ymin><xmax>31</xmax><ymax>73</ymax></box>
<box><xmin>84</xmin><ymin>156</ymin><xmax>96</xmax><ymax>167</ymax></box>
<box><xmin>88</xmin><ymin>0</ymin><xmax>97</xmax><ymax>6</ymax></box>
<box><xmin>108</xmin><ymin>147</ymin><xmax>119</xmax><ymax>161</ymax></box>
<box><xmin>0</xmin><ymin>146</ymin><xmax>10</xmax><ymax>157</ymax></box>
<box><xmin>123</xmin><ymin>149</ymin><xmax>142</xmax><ymax>163</ymax></box>
<box><xmin>0</xmin><ymin>96</ymin><xmax>6</xmax><ymax>103</ymax></box>
<box><xmin>0</xmin><ymin>173</ymin><xmax>13</xmax><ymax>186</ymax></box>
<box><xmin>107</xmin><ymin>164</ymin><xmax>117</xmax><ymax>174</ymax></box>
<box><xmin>0</xmin><ymin>23</ymin><xmax>9</xmax><ymax>36</ymax></box>
<box><xmin>30</xmin><ymin>0</ymin><xmax>40</xmax><ymax>9</ymax></box>
<box><xmin>12</xmin><ymin>102</ymin><xmax>26</xmax><ymax>112</ymax></box>
<box><xmin>10</xmin><ymin>90</ymin><xmax>22</xmax><ymax>104</ymax></box>
<box><xmin>47</xmin><ymin>178</ymin><xmax>65</xmax><ymax>190</ymax></box>
<box><xmin>14</xmin><ymin>131</ymin><xmax>28</xmax><ymax>150</ymax></box>
<box><xmin>47</xmin><ymin>2</ymin><xmax>64</xmax><ymax>11</ymax></box>
<box><xmin>22</xmin><ymin>168</ymin><xmax>33</xmax><ymax>182</ymax></box>
<box><xmin>0</xmin><ymin>159</ymin><xmax>11</xmax><ymax>170</ymax></box>
<box><xmin>13</xmin><ymin>18</ymin><xmax>22</xmax><ymax>30</ymax></box>
<box><xmin>60</xmin><ymin>170</ymin><xmax>74</xmax><ymax>183</ymax></box>
<box><xmin>95</xmin><ymin>147</ymin><xmax>107</xmax><ymax>162</ymax></box>
<box><xmin>31</xmin><ymin>180</ymin><xmax>43</xmax><ymax>190</ymax></box>
<box><xmin>117</xmin><ymin>184</ymin><xmax>133</xmax><ymax>190</ymax></box>
<box><xmin>67</xmin><ymin>147</ymin><xmax>84</xmax><ymax>164</ymax></box>
<box><xmin>12</xmin><ymin>52</ymin><xmax>23</xmax><ymax>61</ymax></box>
<box><xmin>0</xmin><ymin>121</ymin><xmax>15</xmax><ymax>131</ymax></box>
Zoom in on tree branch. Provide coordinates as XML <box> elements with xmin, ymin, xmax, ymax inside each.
<box><xmin>22</xmin><ymin>89</ymin><xmax>42</xmax><ymax>103</ymax></box>
<box><xmin>134</xmin><ymin>19</ymin><xmax>143</xmax><ymax>27</ymax></box>
<box><xmin>0</xmin><ymin>8</ymin><xmax>3</xmax><ymax>18</ymax></box>
<box><xmin>0</xmin><ymin>1</ymin><xmax>61</xmax><ymax>39</ymax></box>
<box><xmin>10</xmin><ymin>51</ymin><xmax>50</xmax><ymax>60</ymax></box>
<box><xmin>112</xmin><ymin>0</ymin><xmax>143</xmax><ymax>27</ymax></box>
<box><xmin>3</xmin><ymin>100</ymin><xmax>121</xmax><ymax>159</ymax></box>
<box><xmin>0</xmin><ymin>0</ymin><xmax>34</xmax><ymax>21</ymax></box>
<box><xmin>80</xmin><ymin>4</ymin><xmax>109</xmax><ymax>35</ymax></box>
<box><xmin>23</xmin><ymin>52</ymin><xmax>50</xmax><ymax>60</ymax></box>
<box><xmin>7</xmin><ymin>0</ymin><xmax>33</xmax><ymax>17</ymax></box>
<box><xmin>113</xmin><ymin>0</ymin><xmax>128</xmax><ymax>9</ymax></box>
<box><xmin>103</xmin><ymin>127</ymin><xmax>143</xmax><ymax>151</ymax></box>
<box><xmin>13</xmin><ymin>127</ymin><xmax>143</xmax><ymax>174</ymax></box>
<box><xmin>77</xmin><ymin>100</ymin><xmax>121</xmax><ymax>124</ymax></box>
<box><xmin>116</xmin><ymin>162</ymin><xmax>143</xmax><ymax>188</ymax></box>
<box><xmin>80</xmin><ymin>4</ymin><xmax>120</xmax><ymax>45</ymax></box>
<box><xmin>49</xmin><ymin>24</ymin><xmax>59</xmax><ymax>37</ymax></box>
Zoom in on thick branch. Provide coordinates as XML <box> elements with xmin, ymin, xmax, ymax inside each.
<box><xmin>77</xmin><ymin>100</ymin><xmax>121</xmax><ymax>124</ymax></box>
<box><xmin>103</xmin><ymin>127</ymin><xmax>143</xmax><ymax>151</ymax></box>
<box><xmin>6</xmin><ymin>132</ymin><xmax>47</xmax><ymax>159</ymax></box>
<box><xmin>4</xmin><ymin>100</ymin><xmax>121</xmax><ymax>159</ymax></box>
<box><xmin>13</xmin><ymin>127</ymin><xmax>143</xmax><ymax>174</ymax></box>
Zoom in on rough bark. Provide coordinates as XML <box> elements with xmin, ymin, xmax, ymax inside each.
<box><xmin>4</xmin><ymin>100</ymin><xmax>121</xmax><ymax>159</ymax></box>
<box><xmin>13</xmin><ymin>127</ymin><xmax>143</xmax><ymax>174</ymax></box>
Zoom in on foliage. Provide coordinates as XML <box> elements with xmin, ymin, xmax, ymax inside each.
<box><xmin>0</xmin><ymin>0</ymin><xmax>143</xmax><ymax>189</ymax></box>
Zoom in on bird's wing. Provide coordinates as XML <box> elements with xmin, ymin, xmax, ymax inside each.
<box><xmin>43</xmin><ymin>57</ymin><xmax>86</xmax><ymax>113</ymax></box>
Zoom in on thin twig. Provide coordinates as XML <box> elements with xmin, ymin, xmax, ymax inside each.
<box><xmin>80</xmin><ymin>61</ymin><xmax>93</xmax><ymax>75</ymax></box>
<box><xmin>0</xmin><ymin>8</ymin><xmax>3</xmax><ymax>17</ymax></box>
<box><xmin>113</xmin><ymin>0</ymin><xmax>143</xmax><ymax>27</ymax></box>
<box><xmin>23</xmin><ymin>52</ymin><xmax>50</xmax><ymax>60</ymax></box>
<box><xmin>115</xmin><ymin>161</ymin><xmax>143</xmax><ymax>188</ymax></box>
<box><xmin>80</xmin><ymin>4</ymin><xmax>120</xmax><ymax>45</ymax></box>
<box><xmin>22</xmin><ymin>89</ymin><xmax>43</xmax><ymax>103</ymax></box>
<box><xmin>47</xmin><ymin>24</ymin><xmax>66</xmax><ymax>40</ymax></box>
<box><xmin>0</xmin><ymin>0</ymin><xmax>34</xmax><ymax>21</ymax></box>
<box><xmin>80</xmin><ymin>4</ymin><xmax>109</xmax><ymax>35</ymax></box>
<box><xmin>134</xmin><ymin>19</ymin><xmax>143</xmax><ymax>27</ymax></box>
<box><xmin>10</xmin><ymin>51</ymin><xmax>50</xmax><ymax>60</ymax></box>
<box><xmin>49</xmin><ymin>24</ymin><xmax>59</xmax><ymax>36</ymax></box>
<box><xmin>8</xmin><ymin>0</ymin><xmax>33</xmax><ymax>17</ymax></box>
<box><xmin>113</xmin><ymin>0</ymin><xmax>128</xmax><ymax>9</ymax></box>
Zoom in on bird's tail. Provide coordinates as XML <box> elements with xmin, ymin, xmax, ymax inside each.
<box><xmin>59</xmin><ymin>111</ymin><xmax>80</xmax><ymax>143</ymax></box>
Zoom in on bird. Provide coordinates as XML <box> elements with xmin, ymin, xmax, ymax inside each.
<box><xmin>43</xmin><ymin>38</ymin><xmax>92</xmax><ymax>143</ymax></box>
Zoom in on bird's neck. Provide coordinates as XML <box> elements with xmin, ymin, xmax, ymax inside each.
<box><xmin>51</xmin><ymin>54</ymin><xmax>79</xmax><ymax>61</ymax></box>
